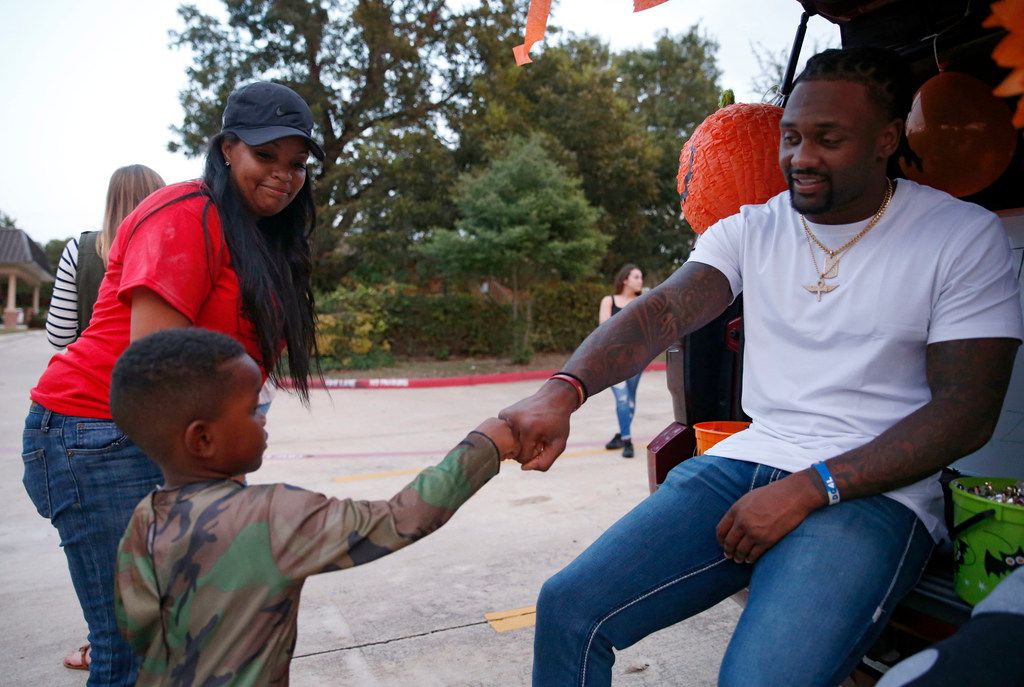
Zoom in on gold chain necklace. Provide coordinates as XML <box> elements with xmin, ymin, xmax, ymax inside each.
<box><xmin>800</xmin><ymin>179</ymin><xmax>894</xmax><ymax>301</ymax></box>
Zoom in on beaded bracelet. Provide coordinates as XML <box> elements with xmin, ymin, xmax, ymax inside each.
<box><xmin>549</xmin><ymin>373</ymin><xmax>587</xmax><ymax>409</ymax></box>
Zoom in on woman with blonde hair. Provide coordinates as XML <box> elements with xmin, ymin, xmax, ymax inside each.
<box><xmin>46</xmin><ymin>165</ymin><xmax>165</xmax><ymax>348</ymax></box>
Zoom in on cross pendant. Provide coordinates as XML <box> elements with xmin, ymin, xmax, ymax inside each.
<box><xmin>803</xmin><ymin>279</ymin><xmax>839</xmax><ymax>301</ymax></box>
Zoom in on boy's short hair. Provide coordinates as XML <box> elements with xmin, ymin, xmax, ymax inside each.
<box><xmin>110</xmin><ymin>328</ymin><xmax>247</xmax><ymax>459</ymax></box>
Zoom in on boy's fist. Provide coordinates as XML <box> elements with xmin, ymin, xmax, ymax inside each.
<box><xmin>474</xmin><ymin>417</ymin><xmax>521</xmax><ymax>462</ymax></box>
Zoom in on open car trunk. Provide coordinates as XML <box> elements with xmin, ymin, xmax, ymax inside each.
<box><xmin>647</xmin><ymin>0</ymin><xmax>1022</xmax><ymax>677</ymax></box>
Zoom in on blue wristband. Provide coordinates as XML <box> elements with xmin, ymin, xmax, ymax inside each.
<box><xmin>813</xmin><ymin>462</ymin><xmax>840</xmax><ymax>506</ymax></box>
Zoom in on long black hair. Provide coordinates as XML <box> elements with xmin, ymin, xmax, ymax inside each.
<box><xmin>201</xmin><ymin>132</ymin><xmax>320</xmax><ymax>404</ymax></box>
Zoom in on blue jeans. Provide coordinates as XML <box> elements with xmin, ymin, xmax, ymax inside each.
<box><xmin>610</xmin><ymin>372</ymin><xmax>641</xmax><ymax>439</ymax></box>
<box><xmin>21</xmin><ymin>403</ymin><xmax>163</xmax><ymax>687</ymax></box>
<box><xmin>533</xmin><ymin>454</ymin><xmax>935</xmax><ymax>686</ymax></box>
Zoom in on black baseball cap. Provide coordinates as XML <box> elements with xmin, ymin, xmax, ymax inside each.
<box><xmin>221</xmin><ymin>81</ymin><xmax>326</xmax><ymax>161</ymax></box>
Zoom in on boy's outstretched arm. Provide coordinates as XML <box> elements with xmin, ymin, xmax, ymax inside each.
<box><xmin>269</xmin><ymin>419</ymin><xmax>519</xmax><ymax>578</ymax></box>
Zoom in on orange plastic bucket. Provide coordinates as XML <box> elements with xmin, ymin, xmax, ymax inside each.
<box><xmin>693</xmin><ymin>421</ymin><xmax>751</xmax><ymax>455</ymax></box>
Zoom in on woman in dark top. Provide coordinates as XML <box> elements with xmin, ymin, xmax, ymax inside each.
<box><xmin>598</xmin><ymin>263</ymin><xmax>644</xmax><ymax>457</ymax></box>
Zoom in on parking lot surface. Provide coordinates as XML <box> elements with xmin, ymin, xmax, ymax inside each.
<box><xmin>0</xmin><ymin>330</ymin><xmax>739</xmax><ymax>686</ymax></box>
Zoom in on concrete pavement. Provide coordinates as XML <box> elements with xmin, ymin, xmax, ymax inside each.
<box><xmin>0</xmin><ymin>330</ymin><xmax>739</xmax><ymax>686</ymax></box>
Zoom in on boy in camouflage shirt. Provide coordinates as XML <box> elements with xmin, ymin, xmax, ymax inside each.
<box><xmin>110</xmin><ymin>328</ymin><xmax>518</xmax><ymax>686</ymax></box>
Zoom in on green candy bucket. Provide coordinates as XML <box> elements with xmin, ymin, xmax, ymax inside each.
<box><xmin>949</xmin><ymin>477</ymin><xmax>1024</xmax><ymax>605</ymax></box>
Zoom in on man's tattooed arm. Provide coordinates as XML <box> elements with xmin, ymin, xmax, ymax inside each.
<box><xmin>563</xmin><ymin>262</ymin><xmax>734</xmax><ymax>395</ymax></box>
<box><xmin>714</xmin><ymin>337</ymin><xmax>1017</xmax><ymax>564</ymax></box>
<box><xmin>498</xmin><ymin>262</ymin><xmax>732</xmax><ymax>470</ymax></box>
<box><xmin>821</xmin><ymin>337</ymin><xmax>1018</xmax><ymax>500</ymax></box>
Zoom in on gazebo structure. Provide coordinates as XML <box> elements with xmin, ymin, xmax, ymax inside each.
<box><xmin>0</xmin><ymin>227</ymin><xmax>53</xmax><ymax>330</ymax></box>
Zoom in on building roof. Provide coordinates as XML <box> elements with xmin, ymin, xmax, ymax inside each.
<box><xmin>0</xmin><ymin>227</ymin><xmax>53</xmax><ymax>283</ymax></box>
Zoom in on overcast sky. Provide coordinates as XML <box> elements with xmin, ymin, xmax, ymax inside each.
<box><xmin>0</xmin><ymin>0</ymin><xmax>837</xmax><ymax>245</ymax></box>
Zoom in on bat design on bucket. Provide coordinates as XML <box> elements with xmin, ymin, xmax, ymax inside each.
<box><xmin>983</xmin><ymin>546</ymin><xmax>1024</xmax><ymax>578</ymax></box>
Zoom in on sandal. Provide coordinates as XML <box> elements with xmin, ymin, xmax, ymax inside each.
<box><xmin>63</xmin><ymin>644</ymin><xmax>90</xmax><ymax>671</ymax></box>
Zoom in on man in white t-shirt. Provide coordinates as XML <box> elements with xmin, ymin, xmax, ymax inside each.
<box><xmin>501</xmin><ymin>48</ymin><xmax>1023</xmax><ymax>686</ymax></box>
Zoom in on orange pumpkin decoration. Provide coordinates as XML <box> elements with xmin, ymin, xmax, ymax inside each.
<box><xmin>900</xmin><ymin>72</ymin><xmax>1018</xmax><ymax>197</ymax></box>
<box><xmin>677</xmin><ymin>102</ymin><xmax>787</xmax><ymax>234</ymax></box>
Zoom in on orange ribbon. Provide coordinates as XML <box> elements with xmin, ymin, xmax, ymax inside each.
<box><xmin>514</xmin><ymin>0</ymin><xmax>673</xmax><ymax>65</ymax></box>
<box><xmin>634</xmin><ymin>0</ymin><xmax>671</xmax><ymax>10</ymax></box>
<box><xmin>513</xmin><ymin>0</ymin><xmax>552</xmax><ymax>65</ymax></box>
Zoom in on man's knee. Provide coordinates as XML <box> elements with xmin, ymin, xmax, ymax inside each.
<box><xmin>537</xmin><ymin>569</ymin><xmax>595</xmax><ymax>636</ymax></box>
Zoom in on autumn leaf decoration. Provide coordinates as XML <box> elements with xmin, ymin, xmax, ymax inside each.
<box><xmin>986</xmin><ymin>0</ymin><xmax>1024</xmax><ymax>127</ymax></box>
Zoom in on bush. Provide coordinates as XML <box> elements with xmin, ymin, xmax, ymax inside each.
<box><xmin>314</xmin><ymin>281</ymin><xmax>610</xmax><ymax>369</ymax></box>
<box><xmin>316</xmin><ymin>285</ymin><xmax>393</xmax><ymax>369</ymax></box>
<box><xmin>530</xmin><ymin>281</ymin><xmax>607</xmax><ymax>352</ymax></box>
<box><xmin>389</xmin><ymin>293</ymin><xmax>512</xmax><ymax>358</ymax></box>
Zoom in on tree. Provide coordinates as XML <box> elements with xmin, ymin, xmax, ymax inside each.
<box><xmin>0</xmin><ymin>210</ymin><xmax>16</xmax><ymax>228</ymax></box>
<box><xmin>613</xmin><ymin>28</ymin><xmax>722</xmax><ymax>275</ymax></box>
<box><xmin>750</xmin><ymin>37</ymin><xmax>839</xmax><ymax>104</ymax></box>
<box><xmin>170</xmin><ymin>0</ymin><xmax>526</xmax><ymax>290</ymax></box>
<box><xmin>458</xmin><ymin>31</ymin><xmax>721</xmax><ymax>281</ymax></box>
<box><xmin>750</xmin><ymin>41</ymin><xmax>789</xmax><ymax>104</ymax></box>
<box><xmin>44</xmin><ymin>238</ymin><xmax>74</xmax><ymax>273</ymax></box>
<box><xmin>459</xmin><ymin>38</ymin><xmax>660</xmax><ymax>268</ymax></box>
<box><xmin>419</xmin><ymin>135</ymin><xmax>608</xmax><ymax>361</ymax></box>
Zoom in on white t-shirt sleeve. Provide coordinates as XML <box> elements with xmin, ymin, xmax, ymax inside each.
<box><xmin>686</xmin><ymin>213</ymin><xmax>745</xmax><ymax>298</ymax></box>
<box><xmin>928</xmin><ymin>214</ymin><xmax>1024</xmax><ymax>344</ymax></box>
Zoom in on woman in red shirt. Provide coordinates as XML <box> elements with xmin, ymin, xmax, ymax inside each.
<box><xmin>21</xmin><ymin>82</ymin><xmax>323</xmax><ymax>687</ymax></box>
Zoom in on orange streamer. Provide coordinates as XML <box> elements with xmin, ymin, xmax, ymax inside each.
<box><xmin>515</xmin><ymin>0</ymin><xmax>674</xmax><ymax>66</ymax></box>
<box><xmin>634</xmin><ymin>0</ymin><xmax>671</xmax><ymax>10</ymax></box>
<box><xmin>513</xmin><ymin>0</ymin><xmax>552</xmax><ymax>66</ymax></box>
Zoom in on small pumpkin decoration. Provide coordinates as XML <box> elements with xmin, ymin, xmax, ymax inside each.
<box><xmin>677</xmin><ymin>91</ymin><xmax>787</xmax><ymax>234</ymax></box>
<box><xmin>900</xmin><ymin>71</ymin><xmax>1018</xmax><ymax>197</ymax></box>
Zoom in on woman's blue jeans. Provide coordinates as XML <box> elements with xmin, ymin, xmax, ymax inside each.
<box><xmin>610</xmin><ymin>372</ymin><xmax>641</xmax><ymax>439</ymax></box>
<box><xmin>533</xmin><ymin>454</ymin><xmax>935</xmax><ymax>686</ymax></box>
<box><xmin>21</xmin><ymin>403</ymin><xmax>162</xmax><ymax>687</ymax></box>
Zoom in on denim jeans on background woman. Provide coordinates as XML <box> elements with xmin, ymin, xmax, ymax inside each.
<box><xmin>22</xmin><ymin>403</ymin><xmax>162</xmax><ymax>687</ymax></box>
<box><xmin>609</xmin><ymin>371</ymin><xmax>641</xmax><ymax>439</ymax></box>
<box><xmin>532</xmin><ymin>453</ymin><xmax>935</xmax><ymax>687</ymax></box>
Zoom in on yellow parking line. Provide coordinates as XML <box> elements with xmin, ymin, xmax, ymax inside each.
<box><xmin>331</xmin><ymin>444</ymin><xmax>646</xmax><ymax>484</ymax></box>
<box><xmin>485</xmin><ymin>605</ymin><xmax>537</xmax><ymax>632</ymax></box>
<box><xmin>333</xmin><ymin>468</ymin><xmax>422</xmax><ymax>484</ymax></box>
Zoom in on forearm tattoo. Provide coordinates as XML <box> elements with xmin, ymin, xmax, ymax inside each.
<box><xmin>563</xmin><ymin>262</ymin><xmax>733</xmax><ymax>395</ymax></box>
<box><xmin>826</xmin><ymin>338</ymin><xmax>1018</xmax><ymax>499</ymax></box>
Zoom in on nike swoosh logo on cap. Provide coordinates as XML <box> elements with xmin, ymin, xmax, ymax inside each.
<box><xmin>275</xmin><ymin>106</ymin><xmax>286</xmax><ymax>116</ymax></box>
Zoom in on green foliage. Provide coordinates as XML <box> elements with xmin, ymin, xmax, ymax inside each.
<box><xmin>311</xmin><ymin>280</ymin><xmax>616</xmax><ymax>368</ymax></box>
<box><xmin>388</xmin><ymin>293</ymin><xmax>512</xmax><ymax>359</ymax></box>
<box><xmin>613</xmin><ymin>29</ymin><xmax>722</xmax><ymax>273</ymax></box>
<box><xmin>43</xmin><ymin>238</ymin><xmax>73</xmax><ymax>274</ymax></box>
<box><xmin>172</xmin><ymin>4</ymin><xmax>723</xmax><ymax>291</ymax></box>
<box><xmin>315</xmin><ymin>284</ymin><xmax>393</xmax><ymax>369</ymax></box>
<box><xmin>314</xmin><ymin>283</ymin><xmax>513</xmax><ymax>368</ymax></box>
<box><xmin>421</xmin><ymin>135</ymin><xmax>608</xmax><ymax>288</ymax></box>
<box><xmin>530</xmin><ymin>281</ymin><xmax>608</xmax><ymax>352</ymax></box>
<box><xmin>171</xmin><ymin>0</ymin><xmax>526</xmax><ymax>291</ymax></box>
<box><xmin>0</xmin><ymin>210</ymin><xmax>16</xmax><ymax>228</ymax></box>
<box><xmin>419</xmin><ymin>134</ymin><xmax>608</xmax><ymax>363</ymax></box>
<box><xmin>458</xmin><ymin>31</ymin><xmax>720</xmax><ymax>279</ymax></box>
